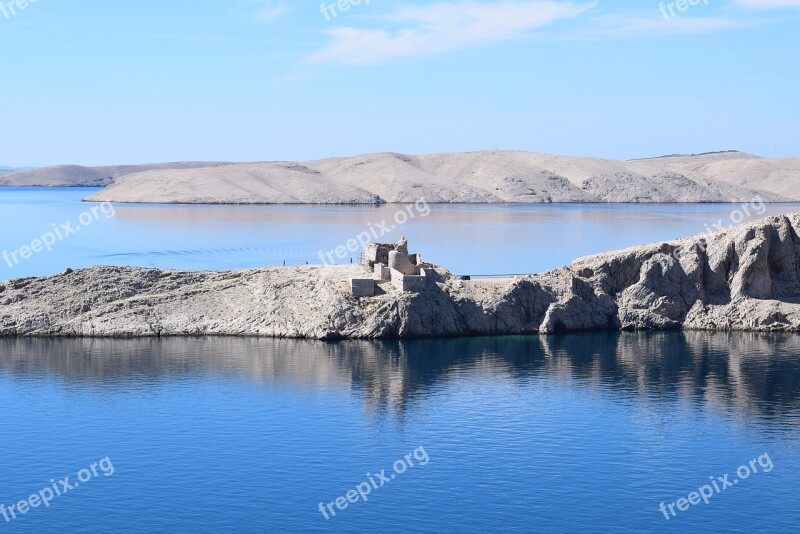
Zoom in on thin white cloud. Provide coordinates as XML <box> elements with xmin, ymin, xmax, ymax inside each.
<box><xmin>590</xmin><ymin>13</ymin><xmax>753</xmax><ymax>36</ymax></box>
<box><xmin>734</xmin><ymin>0</ymin><xmax>800</xmax><ymax>7</ymax></box>
<box><xmin>310</xmin><ymin>1</ymin><xmax>595</xmax><ymax>66</ymax></box>
<box><xmin>253</xmin><ymin>0</ymin><xmax>289</xmax><ymax>23</ymax></box>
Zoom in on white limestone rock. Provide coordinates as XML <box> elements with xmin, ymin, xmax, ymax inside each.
<box><xmin>1</xmin><ymin>214</ymin><xmax>799</xmax><ymax>338</ymax></box>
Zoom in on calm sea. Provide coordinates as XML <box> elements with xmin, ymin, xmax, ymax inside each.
<box><xmin>1</xmin><ymin>189</ymin><xmax>798</xmax><ymax>532</ymax></box>
<box><xmin>0</xmin><ymin>333</ymin><xmax>798</xmax><ymax>533</ymax></box>
<box><xmin>1</xmin><ymin>188</ymin><xmax>799</xmax><ymax>279</ymax></box>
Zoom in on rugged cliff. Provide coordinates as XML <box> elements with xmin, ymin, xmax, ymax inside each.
<box><xmin>1</xmin><ymin>214</ymin><xmax>799</xmax><ymax>338</ymax></box>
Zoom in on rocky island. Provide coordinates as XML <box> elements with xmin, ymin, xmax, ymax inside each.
<box><xmin>1</xmin><ymin>213</ymin><xmax>799</xmax><ymax>339</ymax></box>
<box><xmin>3</xmin><ymin>150</ymin><xmax>799</xmax><ymax>204</ymax></box>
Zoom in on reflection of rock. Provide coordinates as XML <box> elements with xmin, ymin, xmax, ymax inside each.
<box><xmin>539</xmin><ymin>331</ymin><xmax>800</xmax><ymax>418</ymax></box>
<box><xmin>1</xmin><ymin>214</ymin><xmax>800</xmax><ymax>338</ymax></box>
<box><xmin>1</xmin><ymin>332</ymin><xmax>798</xmax><ymax>420</ymax></box>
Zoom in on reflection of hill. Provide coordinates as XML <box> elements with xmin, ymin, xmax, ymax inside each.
<box><xmin>1</xmin><ymin>333</ymin><xmax>798</xmax><ymax>420</ymax></box>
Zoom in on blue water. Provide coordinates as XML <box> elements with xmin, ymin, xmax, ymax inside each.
<box><xmin>2</xmin><ymin>188</ymin><xmax>799</xmax><ymax>279</ymax></box>
<box><xmin>2</xmin><ymin>189</ymin><xmax>800</xmax><ymax>532</ymax></box>
<box><xmin>0</xmin><ymin>333</ymin><xmax>798</xmax><ymax>533</ymax></box>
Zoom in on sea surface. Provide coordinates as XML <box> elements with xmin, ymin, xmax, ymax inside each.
<box><xmin>1</xmin><ymin>189</ymin><xmax>799</xmax><ymax>533</ymax></box>
<box><xmin>1</xmin><ymin>188</ymin><xmax>799</xmax><ymax>279</ymax></box>
<box><xmin>1</xmin><ymin>333</ymin><xmax>799</xmax><ymax>533</ymax></box>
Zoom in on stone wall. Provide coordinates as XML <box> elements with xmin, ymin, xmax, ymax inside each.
<box><xmin>390</xmin><ymin>268</ymin><xmax>427</xmax><ymax>292</ymax></box>
<box><xmin>374</xmin><ymin>263</ymin><xmax>390</xmax><ymax>281</ymax></box>
<box><xmin>349</xmin><ymin>278</ymin><xmax>375</xmax><ymax>297</ymax></box>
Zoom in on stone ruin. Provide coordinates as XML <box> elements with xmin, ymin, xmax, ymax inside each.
<box><xmin>349</xmin><ymin>237</ymin><xmax>437</xmax><ymax>297</ymax></box>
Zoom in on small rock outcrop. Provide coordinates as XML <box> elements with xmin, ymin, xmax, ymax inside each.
<box><xmin>2</xmin><ymin>214</ymin><xmax>800</xmax><ymax>339</ymax></box>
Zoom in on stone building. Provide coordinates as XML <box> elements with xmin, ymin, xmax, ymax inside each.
<box><xmin>349</xmin><ymin>237</ymin><xmax>437</xmax><ymax>296</ymax></box>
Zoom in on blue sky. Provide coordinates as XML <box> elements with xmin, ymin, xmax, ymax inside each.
<box><xmin>0</xmin><ymin>0</ymin><xmax>798</xmax><ymax>166</ymax></box>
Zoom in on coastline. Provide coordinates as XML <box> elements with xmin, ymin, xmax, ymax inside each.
<box><xmin>2</xmin><ymin>213</ymin><xmax>799</xmax><ymax>339</ymax></box>
<box><xmin>1</xmin><ymin>188</ymin><xmax>797</xmax><ymax>205</ymax></box>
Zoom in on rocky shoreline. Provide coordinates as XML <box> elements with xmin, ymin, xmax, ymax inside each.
<box><xmin>1</xmin><ymin>213</ymin><xmax>799</xmax><ymax>339</ymax></box>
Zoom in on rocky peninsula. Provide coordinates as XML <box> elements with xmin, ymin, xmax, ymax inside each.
<box><xmin>1</xmin><ymin>213</ymin><xmax>799</xmax><ymax>339</ymax></box>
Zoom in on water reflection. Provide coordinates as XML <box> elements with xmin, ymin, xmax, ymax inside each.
<box><xmin>1</xmin><ymin>332</ymin><xmax>798</xmax><ymax>421</ymax></box>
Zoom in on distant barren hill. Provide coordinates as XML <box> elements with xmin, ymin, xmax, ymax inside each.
<box><xmin>89</xmin><ymin>162</ymin><xmax>382</xmax><ymax>204</ymax></box>
<box><xmin>0</xmin><ymin>162</ymin><xmax>236</xmax><ymax>187</ymax></box>
<box><xmin>11</xmin><ymin>150</ymin><xmax>800</xmax><ymax>204</ymax></box>
<box><xmin>0</xmin><ymin>166</ymin><xmax>33</xmax><ymax>178</ymax></box>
